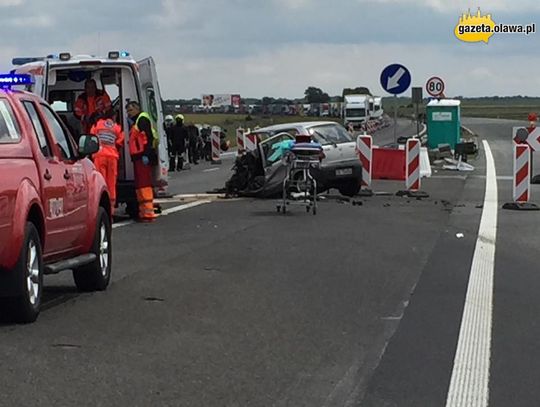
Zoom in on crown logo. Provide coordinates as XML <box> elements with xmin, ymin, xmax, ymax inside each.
<box><xmin>455</xmin><ymin>7</ymin><xmax>496</xmax><ymax>43</ymax></box>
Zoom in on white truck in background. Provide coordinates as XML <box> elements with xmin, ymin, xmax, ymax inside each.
<box><xmin>342</xmin><ymin>94</ymin><xmax>372</xmax><ymax>130</ymax></box>
<box><xmin>371</xmin><ymin>96</ymin><xmax>384</xmax><ymax>119</ymax></box>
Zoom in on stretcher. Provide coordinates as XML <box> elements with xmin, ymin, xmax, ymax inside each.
<box><xmin>276</xmin><ymin>142</ymin><xmax>323</xmax><ymax>215</ymax></box>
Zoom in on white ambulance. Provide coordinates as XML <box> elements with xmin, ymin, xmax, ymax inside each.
<box><xmin>11</xmin><ymin>51</ymin><xmax>169</xmax><ymax>218</ymax></box>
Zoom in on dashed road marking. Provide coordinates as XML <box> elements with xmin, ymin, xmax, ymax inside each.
<box><xmin>112</xmin><ymin>200</ymin><xmax>211</xmax><ymax>229</ymax></box>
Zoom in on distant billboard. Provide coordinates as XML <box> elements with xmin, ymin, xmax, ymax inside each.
<box><xmin>201</xmin><ymin>94</ymin><xmax>241</xmax><ymax>108</ymax></box>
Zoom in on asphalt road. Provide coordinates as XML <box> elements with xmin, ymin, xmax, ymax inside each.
<box><xmin>1</xmin><ymin>117</ymin><xmax>537</xmax><ymax>407</ymax></box>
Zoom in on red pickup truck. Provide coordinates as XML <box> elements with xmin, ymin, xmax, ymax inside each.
<box><xmin>0</xmin><ymin>88</ymin><xmax>112</xmax><ymax>323</ymax></box>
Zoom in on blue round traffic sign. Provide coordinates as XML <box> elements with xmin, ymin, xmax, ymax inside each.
<box><xmin>380</xmin><ymin>64</ymin><xmax>411</xmax><ymax>95</ymax></box>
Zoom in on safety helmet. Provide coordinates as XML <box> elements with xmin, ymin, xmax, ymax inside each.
<box><xmin>165</xmin><ymin>114</ymin><xmax>174</xmax><ymax>123</ymax></box>
<box><xmin>175</xmin><ymin>114</ymin><xmax>185</xmax><ymax>121</ymax></box>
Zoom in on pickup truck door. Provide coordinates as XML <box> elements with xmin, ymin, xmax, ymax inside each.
<box><xmin>39</xmin><ymin>104</ymin><xmax>88</xmax><ymax>252</ymax></box>
<box><xmin>22</xmin><ymin>100</ymin><xmax>70</xmax><ymax>255</ymax></box>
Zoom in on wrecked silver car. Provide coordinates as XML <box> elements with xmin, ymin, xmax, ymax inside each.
<box><xmin>224</xmin><ymin>121</ymin><xmax>363</xmax><ymax>197</ymax></box>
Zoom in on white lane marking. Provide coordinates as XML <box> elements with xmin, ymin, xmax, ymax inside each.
<box><xmin>445</xmin><ymin>140</ymin><xmax>498</xmax><ymax>407</ymax></box>
<box><xmin>112</xmin><ymin>200</ymin><xmax>211</xmax><ymax>229</ymax></box>
<box><xmin>203</xmin><ymin>168</ymin><xmax>220</xmax><ymax>173</ymax></box>
<box><xmin>161</xmin><ymin>199</ymin><xmax>211</xmax><ymax>216</ymax></box>
<box><xmin>112</xmin><ymin>219</ymin><xmax>134</xmax><ymax>229</ymax></box>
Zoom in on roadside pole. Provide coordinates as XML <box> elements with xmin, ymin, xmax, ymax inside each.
<box><xmin>393</xmin><ymin>94</ymin><xmax>397</xmax><ymax>144</ymax></box>
<box><xmin>364</xmin><ymin>102</ymin><xmax>368</xmax><ymax>136</ymax></box>
<box><xmin>412</xmin><ymin>87</ymin><xmax>423</xmax><ymax>138</ymax></box>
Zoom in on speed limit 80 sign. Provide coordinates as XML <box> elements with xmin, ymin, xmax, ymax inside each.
<box><xmin>426</xmin><ymin>76</ymin><xmax>445</xmax><ymax>97</ymax></box>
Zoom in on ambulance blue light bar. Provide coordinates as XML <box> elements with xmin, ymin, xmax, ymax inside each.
<box><xmin>108</xmin><ymin>50</ymin><xmax>130</xmax><ymax>59</ymax></box>
<box><xmin>0</xmin><ymin>74</ymin><xmax>34</xmax><ymax>87</ymax></box>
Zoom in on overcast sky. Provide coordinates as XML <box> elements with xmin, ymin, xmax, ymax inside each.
<box><xmin>0</xmin><ymin>0</ymin><xmax>539</xmax><ymax>99</ymax></box>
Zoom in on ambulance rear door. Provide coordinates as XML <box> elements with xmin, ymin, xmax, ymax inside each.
<box><xmin>137</xmin><ymin>57</ymin><xmax>169</xmax><ymax>194</ymax></box>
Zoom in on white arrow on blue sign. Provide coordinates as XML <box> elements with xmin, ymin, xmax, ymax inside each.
<box><xmin>380</xmin><ymin>64</ymin><xmax>411</xmax><ymax>95</ymax></box>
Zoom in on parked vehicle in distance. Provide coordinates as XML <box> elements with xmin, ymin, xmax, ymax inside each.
<box><xmin>0</xmin><ymin>81</ymin><xmax>112</xmax><ymax>323</ymax></box>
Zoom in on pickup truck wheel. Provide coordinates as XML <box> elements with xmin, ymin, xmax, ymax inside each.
<box><xmin>73</xmin><ymin>207</ymin><xmax>112</xmax><ymax>292</ymax></box>
<box><xmin>6</xmin><ymin>222</ymin><xmax>44</xmax><ymax>323</ymax></box>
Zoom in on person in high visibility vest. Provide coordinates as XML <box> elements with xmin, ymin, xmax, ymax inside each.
<box><xmin>126</xmin><ymin>101</ymin><xmax>158</xmax><ymax>222</ymax></box>
<box><xmin>90</xmin><ymin>110</ymin><xmax>124</xmax><ymax>214</ymax></box>
<box><xmin>74</xmin><ymin>79</ymin><xmax>112</xmax><ymax>133</ymax></box>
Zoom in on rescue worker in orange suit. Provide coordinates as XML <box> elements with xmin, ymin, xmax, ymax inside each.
<box><xmin>126</xmin><ymin>101</ymin><xmax>158</xmax><ymax>222</ymax></box>
<box><xmin>74</xmin><ymin>79</ymin><xmax>112</xmax><ymax>134</ymax></box>
<box><xmin>90</xmin><ymin>110</ymin><xmax>124</xmax><ymax>214</ymax></box>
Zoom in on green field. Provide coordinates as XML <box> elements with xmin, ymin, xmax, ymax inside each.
<box><xmin>181</xmin><ymin>101</ymin><xmax>539</xmax><ymax>147</ymax></box>
<box><xmin>383</xmin><ymin>97</ymin><xmax>540</xmax><ymax>121</ymax></box>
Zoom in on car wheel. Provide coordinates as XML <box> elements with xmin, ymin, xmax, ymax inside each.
<box><xmin>6</xmin><ymin>222</ymin><xmax>44</xmax><ymax>323</ymax></box>
<box><xmin>338</xmin><ymin>180</ymin><xmax>361</xmax><ymax>197</ymax></box>
<box><xmin>73</xmin><ymin>207</ymin><xmax>112</xmax><ymax>292</ymax></box>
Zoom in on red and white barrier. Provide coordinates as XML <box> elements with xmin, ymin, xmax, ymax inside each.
<box><xmin>513</xmin><ymin>143</ymin><xmax>530</xmax><ymax>203</ymax></box>
<box><xmin>244</xmin><ymin>133</ymin><xmax>258</xmax><ymax>151</ymax></box>
<box><xmin>356</xmin><ymin>135</ymin><xmax>372</xmax><ymax>189</ymax></box>
<box><xmin>211</xmin><ymin>128</ymin><xmax>221</xmax><ymax>164</ymax></box>
<box><xmin>236</xmin><ymin>127</ymin><xmax>245</xmax><ymax>152</ymax></box>
<box><xmin>406</xmin><ymin>138</ymin><xmax>421</xmax><ymax>191</ymax></box>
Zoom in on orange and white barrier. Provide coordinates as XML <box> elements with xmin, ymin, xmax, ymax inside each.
<box><xmin>356</xmin><ymin>135</ymin><xmax>372</xmax><ymax>190</ymax></box>
<box><xmin>406</xmin><ymin>138</ymin><xmax>421</xmax><ymax>191</ymax></box>
<box><xmin>513</xmin><ymin>143</ymin><xmax>530</xmax><ymax>203</ymax></box>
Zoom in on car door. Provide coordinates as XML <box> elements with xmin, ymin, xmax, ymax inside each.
<box><xmin>39</xmin><ymin>103</ymin><xmax>88</xmax><ymax>251</ymax></box>
<box><xmin>22</xmin><ymin>100</ymin><xmax>70</xmax><ymax>255</ymax></box>
<box><xmin>137</xmin><ymin>56</ymin><xmax>169</xmax><ymax>191</ymax></box>
<box><xmin>258</xmin><ymin>132</ymin><xmax>295</xmax><ymax>173</ymax></box>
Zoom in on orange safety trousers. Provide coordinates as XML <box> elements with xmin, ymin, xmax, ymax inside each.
<box><xmin>133</xmin><ymin>159</ymin><xmax>156</xmax><ymax>222</ymax></box>
<box><xmin>93</xmin><ymin>155</ymin><xmax>118</xmax><ymax>213</ymax></box>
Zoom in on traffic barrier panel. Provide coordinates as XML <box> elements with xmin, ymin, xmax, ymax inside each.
<box><xmin>245</xmin><ymin>133</ymin><xmax>258</xmax><ymax>151</ymax></box>
<box><xmin>503</xmin><ymin>143</ymin><xmax>539</xmax><ymax>210</ymax></box>
<box><xmin>236</xmin><ymin>127</ymin><xmax>245</xmax><ymax>153</ymax></box>
<box><xmin>372</xmin><ymin>147</ymin><xmax>406</xmax><ymax>180</ymax></box>
<box><xmin>396</xmin><ymin>138</ymin><xmax>429</xmax><ymax>198</ymax></box>
<box><xmin>514</xmin><ymin>143</ymin><xmax>530</xmax><ymax>203</ymax></box>
<box><xmin>406</xmin><ymin>138</ymin><xmax>421</xmax><ymax>191</ymax></box>
<box><xmin>211</xmin><ymin>129</ymin><xmax>221</xmax><ymax>164</ymax></box>
<box><xmin>356</xmin><ymin>135</ymin><xmax>373</xmax><ymax>196</ymax></box>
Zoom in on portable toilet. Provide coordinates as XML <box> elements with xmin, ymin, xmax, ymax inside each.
<box><xmin>426</xmin><ymin>99</ymin><xmax>461</xmax><ymax>149</ymax></box>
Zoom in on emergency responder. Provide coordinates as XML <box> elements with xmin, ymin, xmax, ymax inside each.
<box><xmin>126</xmin><ymin>101</ymin><xmax>158</xmax><ymax>222</ymax></box>
<box><xmin>186</xmin><ymin>122</ymin><xmax>200</xmax><ymax>165</ymax></box>
<box><xmin>164</xmin><ymin>114</ymin><xmax>174</xmax><ymax>130</ymax></box>
<box><xmin>74</xmin><ymin>79</ymin><xmax>112</xmax><ymax>134</ymax></box>
<box><xmin>90</xmin><ymin>110</ymin><xmax>124</xmax><ymax>213</ymax></box>
<box><xmin>169</xmin><ymin>114</ymin><xmax>188</xmax><ymax>171</ymax></box>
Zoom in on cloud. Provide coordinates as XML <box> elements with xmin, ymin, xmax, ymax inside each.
<box><xmin>0</xmin><ymin>0</ymin><xmax>23</xmax><ymax>6</ymax></box>
<box><xmin>355</xmin><ymin>0</ymin><xmax>540</xmax><ymax>12</ymax></box>
<box><xmin>8</xmin><ymin>15</ymin><xmax>53</xmax><ymax>28</ymax></box>
<box><xmin>273</xmin><ymin>0</ymin><xmax>312</xmax><ymax>9</ymax></box>
<box><xmin>151</xmin><ymin>41</ymin><xmax>540</xmax><ymax>99</ymax></box>
<box><xmin>0</xmin><ymin>0</ymin><xmax>538</xmax><ymax>99</ymax></box>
